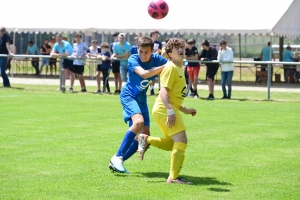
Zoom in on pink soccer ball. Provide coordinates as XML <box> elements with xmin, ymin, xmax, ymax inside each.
<box><xmin>147</xmin><ymin>0</ymin><xmax>169</xmax><ymax>20</ymax></box>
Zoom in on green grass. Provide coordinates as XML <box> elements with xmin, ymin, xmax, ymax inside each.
<box><xmin>0</xmin><ymin>85</ymin><xmax>300</xmax><ymax>200</ymax></box>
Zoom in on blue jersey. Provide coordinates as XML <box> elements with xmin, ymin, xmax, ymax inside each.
<box><xmin>121</xmin><ymin>54</ymin><xmax>167</xmax><ymax>103</ymax></box>
<box><xmin>53</xmin><ymin>40</ymin><xmax>73</xmax><ymax>60</ymax></box>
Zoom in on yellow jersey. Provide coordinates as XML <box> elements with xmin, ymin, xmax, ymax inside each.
<box><xmin>156</xmin><ymin>61</ymin><xmax>186</xmax><ymax>109</ymax></box>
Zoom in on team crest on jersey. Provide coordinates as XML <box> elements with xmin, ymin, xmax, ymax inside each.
<box><xmin>136</xmin><ymin>80</ymin><xmax>152</xmax><ymax>91</ymax></box>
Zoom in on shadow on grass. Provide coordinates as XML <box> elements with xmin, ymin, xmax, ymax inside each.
<box><xmin>1</xmin><ymin>86</ymin><xmax>24</xmax><ymax>90</ymax></box>
<box><xmin>207</xmin><ymin>187</ymin><xmax>231</xmax><ymax>192</ymax></box>
<box><xmin>139</xmin><ymin>172</ymin><xmax>232</xmax><ymax>187</ymax></box>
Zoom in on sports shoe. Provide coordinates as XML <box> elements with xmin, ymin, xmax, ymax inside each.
<box><xmin>166</xmin><ymin>177</ymin><xmax>193</xmax><ymax>185</ymax></box>
<box><xmin>94</xmin><ymin>89</ymin><xmax>101</xmax><ymax>94</ymax></box>
<box><xmin>69</xmin><ymin>87</ymin><xmax>73</xmax><ymax>93</ymax></box>
<box><xmin>193</xmin><ymin>95</ymin><xmax>198</xmax><ymax>99</ymax></box>
<box><xmin>221</xmin><ymin>96</ymin><xmax>227</xmax><ymax>99</ymax></box>
<box><xmin>81</xmin><ymin>89</ymin><xmax>87</xmax><ymax>92</ymax></box>
<box><xmin>150</xmin><ymin>88</ymin><xmax>155</xmax><ymax>95</ymax></box>
<box><xmin>207</xmin><ymin>94</ymin><xmax>214</xmax><ymax>100</ymax></box>
<box><xmin>137</xmin><ymin>134</ymin><xmax>149</xmax><ymax>161</ymax></box>
<box><xmin>189</xmin><ymin>93</ymin><xmax>195</xmax><ymax>97</ymax></box>
<box><xmin>61</xmin><ymin>87</ymin><xmax>66</xmax><ymax>93</ymax></box>
<box><xmin>109</xmin><ymin>155</ymin><xmax>127</xmax><ymax>173</ymax></box>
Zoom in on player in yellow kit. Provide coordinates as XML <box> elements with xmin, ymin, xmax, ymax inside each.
<box><xmin>137</xmin><ymin>38</ymin><xmax>197</xmax><ymax>185</ymax></box>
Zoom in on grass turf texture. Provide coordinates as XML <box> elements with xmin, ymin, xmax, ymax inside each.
<box><xmin>0</xmin><ymin>85</ymin><xmax>299</xmax><ymax>200</ymax></box>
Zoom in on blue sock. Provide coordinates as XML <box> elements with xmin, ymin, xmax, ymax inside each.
<box><xmin>116</xmin><ymin>130</ymin><xmax>136</xmax><ymax>157</ymax></box>
<box><xmin>123</xmin><ymin>140</ymin><xmax>138</xmax><ymax>161</ymax></box>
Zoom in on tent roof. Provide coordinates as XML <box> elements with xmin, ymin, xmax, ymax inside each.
<box><xmin>3</xmin><ymin>0</ymin><xmax>298</xmax><ymax>37</ymax></box>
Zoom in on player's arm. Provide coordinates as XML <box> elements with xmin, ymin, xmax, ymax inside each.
<box><xmin>179</xmin><ymin>105</ymin><xmax>197</xmax><ymax>116</ymax></box>
<box><xmin>134</xmin><ymin>65</ymin><xmax>165</xmax><ymax>79</ymax></box>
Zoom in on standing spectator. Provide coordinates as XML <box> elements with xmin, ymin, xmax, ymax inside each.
<box><xmin>282</xmin><ymin>45</ymin><xmax>294</xmax><ymax>83</ymax></box>
<box><xmin>218</xmin><ymin>40</ymin><xmax>234</xmax><ymax>99</ymax></box>
<box><xmin>5</xmin><ymin>40</ymin><xmax>16</xmax><ymax>74</ymax></box>
<box><xmin>87</xmin><ymin>40</ymin><xmax>102</xmax><ymax>93</ymax></box>
<box><xmin>149</xmin><ymin>30</ymin><xmax>163</xmax><ymax>95</ymax></box>
<box><xmin>185</xmin><ymin>38</ymin><xmax>200</xmax><ymax>98</ymax></box>
<box><xmin>111</xmin><ymin>33</ymin><xmax>131</xmax><ymax>84</ymax></box>
<box><xmin>48</xmin><ymin>36</ymin><xmax>57</xmax><ymax>76</ymax></box>
<box><xmin>130</xmin><ymin>36</ymin><xmax>139</xmax><ymax>55</ymax></box>
<box><xmin>161</xmin><ymin>38</ymin><xmax>170</xmax><ymax>59</ymax></box>
<box><xmin>50</xmin><ymin>34</ymin><xmax>74</xmax><ymax>93</ymax></box>
<box><xmin>26</xmin><ymin>41</ymin><xmax>40</xmax><ymax>76</ymax></box>
<box><xmin>110</xmin><ymin>32</ymin><xmax>122</xmax><ymax>94</ymax></box>
<box><xmin>39</xmin><ymin>39</ymin><xmax>51</xmax><ymax>76</ymax></box>
<box><xmin>99</xmin><ymin>42</ymin><xmax>111</xmax><ymax>94</ymax></box>
<box><xmin>71</xmin><ymin>33</ymin><xmax>89</xmax><ymax>92</ymax></box>
<box><xmin>260</xmin><ymin>42</ymin><xmax>275</xmax><ymax>72</ymax></box>
<box><xmin>0</xmin><ymin>27</ymin><xmax>12</xmax><ymax>87</ymax></box>
<box><xmin>199</xmin><ymin>40</ymin><xmax>219</xmax><ymax>100</ymax></box>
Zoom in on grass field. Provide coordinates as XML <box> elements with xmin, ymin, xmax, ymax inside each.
<box><xmin>0</xmin><ymin>85</ymin><xmax>300</xmax><ymax>200</ymax></box>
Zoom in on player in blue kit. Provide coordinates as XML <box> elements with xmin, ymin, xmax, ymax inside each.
<box><xmin>109</xmin><ymin>36</ymin><xmax>167</xmax><ymax>173</ymax></box>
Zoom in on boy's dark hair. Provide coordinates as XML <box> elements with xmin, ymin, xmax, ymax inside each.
<box><xmin>112</xmin><ymin>32</ymin><xmax>120</xmax><ymax>37</ymax></box>
<box><xmin>29</xmin><ymin>41</ymin><xmax>33</xmax><ymax>44</ymax></box>
<box><xmin>186</xmin><ymin>38</ymin><xmax>196</xmax><ymax>44</ymax></box>
<box><xmin>150</xmin><ymin>30</ymin><xmax>160</xmax><ymax>37</ymax></box>
<box><xmin>165</xmin><ymin>38</ymin><xmax>185</xmax><ymax>55</ymax></box>
<box><xmin>219</xmin><ymin>40</ymin><xmax>227</xmax><ymax>45</ymax></box>
<box><xmin>267</xmin><ymin>42</ymin><xmax>271</xmax><ymax>46</ymax></box>
<box><xmin>74</xmin><ymin>33</ymin><xmax>82</xmax><ymax>38</ymax></box>
<box><xmin>201</xmin><ymin>40</ymin><xmax>209</xmax><ymax>47</ymax></box>
<box><xmin>91</xmin><ymin>40</ymin><xmax>97</xmax><ymax>44</ymax></box>
<box><xmin>137</xmin><ymin>37</ymin><xmax>154</xmax><ymax>50</ymax></box>
<box><xmin>165</xmin><ymin>38</ymin><xmax>170</xmax><ymax>43</ymax></box>
<box><xmin>101</xmin><ymin>42</ymin><xmax>110</xmax><ymax>48</ymax></box>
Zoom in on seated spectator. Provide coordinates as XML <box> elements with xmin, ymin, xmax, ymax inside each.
<box><xmin>26</xmin><ymin>41</ymin><xmax>40</xmax><ymax>76</ymax></box>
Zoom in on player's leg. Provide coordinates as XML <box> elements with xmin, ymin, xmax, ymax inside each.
<box><xmin>110</xmin><ymin>99</ymin><xmax>144</xmax><ymax>173</ymax></box>
<box><xmin>95</xmin><ymin>67</ymin><xmax>101</xmax><ymax>93</ymax></box>
<box><xmin>193</xmin><ymin>67</ymin><xmax>200</xmax><ymax>98</ymax></box>
<box><xmin>149</xmin><ymin>79</ymin><xmax>155</xmax><ymax>95</ymax></box>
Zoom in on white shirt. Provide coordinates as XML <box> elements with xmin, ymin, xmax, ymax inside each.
<box><xmin>218</xmin><ymin>46</ymin><xmax>234</xmax><ymax>72</ymax></box>
<box><xmin>89</xmin><ymin>46</ymin><xmax>102</xmax><ymax>65</ymax></box>
<box><xmin>73</xmin><ymin>42</ymin><xmax>88</xmax><ymax>65</ymax></box>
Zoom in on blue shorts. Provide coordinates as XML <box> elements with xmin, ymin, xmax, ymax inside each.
<box><xmin>41</xmin><ymin>58</ymin><xmax>50</xmax><ymax>66</ymax></box>
<box><xmin>120</xmin><ymin>95</ymin><xmax>150</xmax><ymax>127</ymax></box>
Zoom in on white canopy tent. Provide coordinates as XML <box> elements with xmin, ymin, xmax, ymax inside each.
<box><xmin>3</xmin><ymin>0</ymin><xmax>299</xmax><ymax>38</ymax></box>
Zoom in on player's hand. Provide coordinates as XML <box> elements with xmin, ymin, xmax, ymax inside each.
<box><xmin>185</xmin><ymin>108</ymin><xmax>197</xmax><ymax>116</ymax></box>
<box><xmin>166</xmin><ymin>114</ymin><xmax>176</xmax><ymax>128</ymax></box>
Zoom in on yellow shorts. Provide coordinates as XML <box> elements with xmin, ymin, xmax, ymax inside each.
<box><xmin>152</xmin><ymin>102</ymin><xmax>186</xmax><ymax>138</ymax></box>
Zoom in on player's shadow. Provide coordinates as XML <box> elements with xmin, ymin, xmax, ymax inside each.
<box><xmin>139</xmin><ymin>172</ymin><xmax>232</xmax><ymax>187</ymax></box>
<box><xmin>1</xmin><ymin>86</ymin><xmax>24</xmax><ymax>90</ymax></box>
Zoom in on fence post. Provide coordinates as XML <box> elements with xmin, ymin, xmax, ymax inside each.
<box><xmin>267</xmin><ymin>63</ymin><xmax>271</xmax><ymax>99</ymax></box>
<box><xmin>59</xmin><ymin>59</ymin><xmax>63</xmax><ymax>90</ymax></box>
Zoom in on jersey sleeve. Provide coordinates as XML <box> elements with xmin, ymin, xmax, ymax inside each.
<box><xmin>160</xmin><ymin>63</ymin><xmax>175</xmax><ymax>90</ymax></box>
<box><xmin>128</xmin><ymin>55</ymin><xmax>140</xmax><ymax>73</ymax></box>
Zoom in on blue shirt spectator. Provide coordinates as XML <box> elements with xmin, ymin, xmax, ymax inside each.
<box><xmin>283</xmin><ymin>47</ymin><xmax>293</xmax><ymax>62</ymax></box>
<box><xmin>101</xmin><ymin>51</ymin><xmax>111</xmax><ymax>69</ymax></box>
<box><xmin>113</xmin><ymin>41</ymin><xmax>131</xmax><ymax>66</ymax></box>
<box><xmin>26</xmin><ymin>41</ymin><xmax>40</xmax><ymax>55</ymax></box>
<box><xmin>53</xmin><ymin>40</ymin><xmax>73</xmax><ymax>59</ymax></box>
<box><xmin>260</xmin><ymin>42</ymin><xmax>275</xmax><ymax>61</ymax></box>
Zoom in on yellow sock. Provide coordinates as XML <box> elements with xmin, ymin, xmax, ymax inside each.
<box><xmin>170</xmin><ymin>142</ymin><xmax>186</xmax><ymax>180</ymax></box>
<box><xmin>147</xmin><ymin>136</ymin><xmax>174</xmax><ymax>151</ymax></box>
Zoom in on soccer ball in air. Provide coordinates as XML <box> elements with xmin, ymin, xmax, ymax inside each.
<box><xmin>147</xmin><ymin>0</ymin><xmax>169</xmax><ymax>20</ymax></box>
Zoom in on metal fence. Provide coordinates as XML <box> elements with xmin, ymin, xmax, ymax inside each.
<box><xmin>1</xmin><ymin>54</ymin><xmax>299</xmax><ymax>100</ymax></box>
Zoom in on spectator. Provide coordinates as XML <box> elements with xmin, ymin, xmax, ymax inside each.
<box><xmin>39</xmin><ymin>39</ymin><xmax>51</xmax><ymax>76</ymax></box>
<box><xmin>283</xmin><ymin>45</ymin><xmax>294</xmax><ymax>83</ymax></box>
<box><xmin>185</xmin><ymin>38</ymin><xmax>200</xmax><ymax>98</ymax></box>
<box><xmin>111</xmin><ymin>33</ymin><xmax>131</xmax><ymax>83</ymax></box>
<box><xmin>149</xmin><ymin>30</ymin><xmax>162</xmax><ymax>95</ymax></box>
<box><xmin>218</xmin><ymin>40</ymin><xmax>234</xmax><ymax>99</ymax></box>
<box><xmin>0</xmin><ymin>26</ymin><xmax>12</xmax><ymax>87</ymax></box>
<box><xmin>5</xmin><ymin>39</ymin><xmax>16</xmax><ymax>74</ymax></box>
<box><xmin>161</xmin><ymin>38</ymin><xmax>170</xmax><ymax>59</ymax></box>
<box><xmin>130</xmin><ymin>36</ymin><xmax>139</xmax><ymax>55</ymax></box>
<box><xmin>199</xmin><ymin>40</ymin><xmax>219</xmax><ymax>100</ymax></box>
<box><xmin>48</xmin><ymin>36</ymin><xmax>57</xmax><ymax>76</ymax></box>
<box><xmin>87</xmin><ymin>40</ymin><xmax>102</xmax><ymax>93</ymax></box>
<box><xmin>99</xmin><ymin>42</ymin><xmax>111</xmax><ymax>94</ymax></box>
<box><xmin>50</xmin><ymin>34</ymin><xmax>74</xmax><ymax>92</ymax></box>
<box><xmin>260</xmin><ymin>42</ymin><xmax>275</xmax><ymax>72</ymax></box>
<box><xmin>110</xmin><ymin>32</ymin><xmax>122</xmax><ymax>94</ymax></box>
<box><xmin>71</xmin><ymin>33</ymin><xmax>89</xmax><ymax>92</ymax></box>
<box><xmin>26</xmin><ymin>41</ymin><xmax>40</xmax><ymax>76</ymax></box>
